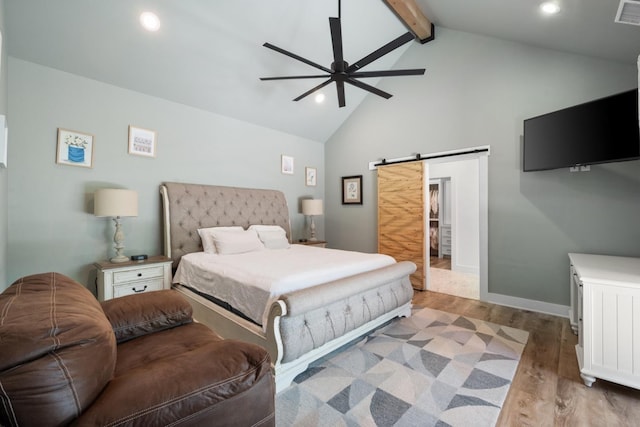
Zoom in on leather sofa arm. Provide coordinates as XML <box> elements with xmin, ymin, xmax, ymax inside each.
<box><xmin>101</xmin><ymin>290</ymin><xmax>194</xmax><ymax>343</ymax></box>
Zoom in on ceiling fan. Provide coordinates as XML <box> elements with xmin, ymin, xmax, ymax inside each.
<box><xmin>260</xmin><ymin>0</ymin><xmax>428</xmax><ymax>108</ymax></box>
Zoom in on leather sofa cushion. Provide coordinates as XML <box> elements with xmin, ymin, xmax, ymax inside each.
<box><xmin>0</xmin><ymin>273</ymin><xmax>116</xmax><ymax>427</ymax></box>
<box><xmin>74</xmin><ymin>322</ymin><xmax>274</xmax><ymax>426</ymax></box>
<box><xmin>101</xmin><ymin>289</ymin><xmax>193</xmax><ymax>343</ymax></box>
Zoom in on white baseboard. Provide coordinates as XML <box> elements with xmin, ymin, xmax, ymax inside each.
<box><xmin>484</xmin><ymin>291</ymin><xmax>569</xmax><ymax>318</ymax></box>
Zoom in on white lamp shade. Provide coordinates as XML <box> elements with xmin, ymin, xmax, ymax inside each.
<box><xmin>302</xmin><ymin>199</ymin><xmax>323</xmax><ymax>216</ymax></box>
<box><xmin>94</xmin><ymin>189</ymin><xmax>138</xmax><ymax>217</ymax></box>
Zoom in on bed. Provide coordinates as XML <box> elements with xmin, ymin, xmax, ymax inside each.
<box><xmin>160</xmin><ymin>182</ymin><xmax>416</xmax><ymax>391</ymax></box>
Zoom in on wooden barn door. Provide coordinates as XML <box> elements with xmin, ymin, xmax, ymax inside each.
<box><xmin>377</xmin><ymin>162</ymin><xmax>426</xmax><ymax>290</ymax></box>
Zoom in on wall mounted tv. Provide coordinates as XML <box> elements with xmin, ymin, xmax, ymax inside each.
<box><xmin>523</xmin><ymin>89</ymin><xmax>640</xmax><ymax>172</ymax></box>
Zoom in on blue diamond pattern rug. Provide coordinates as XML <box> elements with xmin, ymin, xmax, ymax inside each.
<box><xmin>276</xmin><ymin>307</ymin><xmax>529</xmax><ymax>426</ymax></box>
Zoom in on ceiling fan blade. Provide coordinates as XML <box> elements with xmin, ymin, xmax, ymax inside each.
<box><xmin>336</xmin><ymin>80</ymin><xmax>346</xmax><ymax>108</ymax></box>
<box><xmin>350</xmin><ymin>68</ymin><xmax>425</xmax><ymax>78</ymax></box>
<box><xmin>329</xmin><ymin>17</ymin><xmax>344</xmax><ymax>68</ymax></box>
<box><xmin>263</xmin><ymin>42</ymin><xmax>333</xmax><ymax>74</ymax></box>
<box><xmin>346</xmin><ymin>32</ymin><xmax>415</xmax><ymax>72</ymax></box>
<box><xmin>293</xmin><ymin>78</ymin><xmax>334</xmax><ymax>102</ymax></box>
<box><xmin>345</xmin><ymin>77</ymin><xmax>392</xmax><ymax>99</ymax></box>
<box><xmin>260</xmin><ymin>74</ymin><xmax>330</xmax><ymax>81</ymax></box>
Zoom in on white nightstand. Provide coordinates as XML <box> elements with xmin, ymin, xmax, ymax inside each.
<box><xmin>94</xmin><ymin>255</ymin><xmax>173</xmax><ymax>301</ymax></box>
<box><xmin>297</xmin><ymin>240</ymin><xmax>327</xmax><ymax>248</ymax></box>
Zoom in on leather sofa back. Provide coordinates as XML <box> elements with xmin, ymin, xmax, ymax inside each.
<box><xmin>0</xmin><ymin>273</ymin><xmax>116</xmax><ymax>427</ymax></box>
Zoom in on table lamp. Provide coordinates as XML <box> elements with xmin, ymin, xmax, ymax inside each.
<box><xmin>94</xmin><ymin>189</ymin><xmax>138</xmax><ymax>263</ymax></box>
<box><xmin>301</xmin><ymin>199</ymin><xmax>323</xmax><ymax>241</ymax></box>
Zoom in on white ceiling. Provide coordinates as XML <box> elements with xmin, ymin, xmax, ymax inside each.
<box><xmin>6</xmin><ymin>0</ymin><xmax>640</xmax><ymax>142</ymax></box>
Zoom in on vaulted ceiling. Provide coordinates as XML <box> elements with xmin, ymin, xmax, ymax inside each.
<box><xmin>6</xmin><ymin>0</ymin><xmax>640</xmax><ymax>142</ymax></box>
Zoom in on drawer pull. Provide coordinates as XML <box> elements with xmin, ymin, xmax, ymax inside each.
<box><xmin>132</xmin><ymin>285</ymin><xmax>148</xmax><ymax>293</ymax></box>
<box><xmin>137</xmin><ymin>273</ymin><xmax>142</xmax><ymax>277</ymax></box>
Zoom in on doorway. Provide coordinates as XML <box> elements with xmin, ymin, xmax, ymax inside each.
<box><xmin>374</xmin><ymin>146</ymin><xmax>489</xmax><ymax>300</ymax></box>
<box><xmin>424</xmin><ymin>151</ymin><xmax>487</xmax><ymax>300</ymax></box>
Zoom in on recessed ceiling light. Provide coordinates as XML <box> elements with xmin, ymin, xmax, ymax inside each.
<box><xmin>540</xmin><ymin>2</ymin><xmax>561</xmax><ymax>15</ymax></box>
<box><xmin>315</xmin><ymin>93</ymin><xmax>325</xmax><ymax>104</ymax></box>
<box><xmin>140</xmin><ymin>12</ymin><xmax>160</xmax><ymax>32</ymax></box>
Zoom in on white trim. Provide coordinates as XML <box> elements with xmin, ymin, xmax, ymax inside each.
<box><xmin>479</xmin><ymin>155</ymin><xmax>489</xmax><ymax>303</ymax></box>
<box><xmin>486</xmin><ymin>291</ymin><xmax>570</xmax><ymax>318</ymax></box>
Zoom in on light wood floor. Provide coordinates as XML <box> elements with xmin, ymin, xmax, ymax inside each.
<box><xmin>412</xmin><ymin>290</ymin><xmax>640</xmax><ymax>426</ymax></box>
<box><xmin>429</xmin><ymin>255</ymin><xmax>451</xmax><ymax>270</ymax></box>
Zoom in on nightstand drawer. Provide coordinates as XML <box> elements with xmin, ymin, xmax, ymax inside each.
<box><xmin>113</xmin><ymin>266</ymin><xmax>165</xmax><ymax>284</ymax></box>
<box><xmin>113</xmin><ymin>279</ymin><xmax>165</xmax><ymax>298</ymax></box>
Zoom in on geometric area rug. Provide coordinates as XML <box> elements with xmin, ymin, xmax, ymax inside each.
<box><xmin>276</xmin><ymin>307</ymin><xmax>529</xmax><ymax>427</ymax></box>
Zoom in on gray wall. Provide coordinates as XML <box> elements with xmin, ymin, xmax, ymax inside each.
<box><xmin>0</xmin><ymin>0</ymin><xmax>7</xmax><ymax>289</ymax></box>
<box><xmin>5</xmin><ymin>58</ymin><xmax>324</xmax><ymax>291</ymax></box>
<box><xmin>325</xmin><ymin>27</ymin><xmax>640</xmax><ymax>307</ymax></box>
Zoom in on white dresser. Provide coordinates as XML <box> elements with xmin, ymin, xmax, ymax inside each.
<box><xmin>569</xmin><ymin>253</ymin><xmax>640</xmax><ymax>389</ymax></box>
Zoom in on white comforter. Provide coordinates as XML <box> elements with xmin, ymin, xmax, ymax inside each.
<box><xmin>173</xmin><ymin>244</ymin><xmax>396</xmax><ymax>330</ymax></box>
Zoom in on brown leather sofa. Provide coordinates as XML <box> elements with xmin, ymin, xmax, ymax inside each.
<box><xmin>0</xmin><ymin>272</ymin><xmax>275</xmax><ymax>427</ymax></box>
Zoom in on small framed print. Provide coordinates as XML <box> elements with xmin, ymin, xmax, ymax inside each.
<box><xmin>342</xmin><ymin>175</ymin><xmax>363</xmax><ymax>205</ymax></box>
<box><xmin>305</xmin><ymin>167</ymin><xmax>317</xmax><ymax>186</ymax></box>
<box><xmin>56</xmin><ymin>128</ymin><xmax>94</xmax><ymax>168</ymax></box>
<box><xmin>281</xmin><ymin>155</ymin><xmax>294</xmax><ymax>174</ymax></box>
<box><xmin>128</xmin><ymin>126</ymin><xmax>157</xmax><ymax>157</ymax></box>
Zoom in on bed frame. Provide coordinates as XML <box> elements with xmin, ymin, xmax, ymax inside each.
<box><xmin>160</xmin><ymin>182</ymin><xmax>416</xmax><ymax>392</ymax></box>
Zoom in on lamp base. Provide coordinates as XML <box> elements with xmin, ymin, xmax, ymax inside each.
<box><xmin>309</xmin><ymin>216</ymin><xmax>317</xmax><ymax>241</ymax></box>
<box><xmin>110</xmin><ymin>216</ymin><xmax>129</xmax><ymax>263</ymax></box>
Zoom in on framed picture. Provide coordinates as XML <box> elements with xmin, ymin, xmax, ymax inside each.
<box><xmin>342</xmin><ymin>175</ymin><xmax>363</xmax><ymax>205</ymax></box>
<box><xmin>56</xmin><ymin>128</ymin><xmax>94</xmax><ymax>168</ymax></box>
<box><xmin>128</xmin><ymin>126</ymin><xmax>157</xmax><ymax>157</ymax></box>
<box><xmin>305</xmin><ymin>167</ymin><xmax>317</xmax><ymax>186</ymax></box>
<box><xmin>281</xmin><ymin>155</ymin><xmax>294</xmax><ymax>174</ymax></box>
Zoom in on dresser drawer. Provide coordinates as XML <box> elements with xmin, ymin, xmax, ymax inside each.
<box><xmin>113</xmin><ymin>279</ymin><xmax>165</xmax><ymax>298</ymax></box>
<box><xmin>442</xmin><ymin>236</ymin><xmax>452</xmax><ymax>246</ymax></box>
<box><xmin>441</xmin><ymin>226</ymin><xmax>452</xmax><ymax>238</ymax></box>
<box><xmin>442</xmin><ymin>246</ymin><xmax>452</xmax><ymax>256</ymax></box>
<box><xmin>113</xmin><ymin>266</ymin><xmax>165</xmax><ymax>284</ymax></box>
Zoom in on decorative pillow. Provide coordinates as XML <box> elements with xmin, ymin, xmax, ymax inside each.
<box><xmin>197</xmin><ymin>226</ymin><xmax>244</xmax><ymax>253</ymax></box>
<box><xmin>249</xmin><ymin>225</ymin><xmax>290</xmax><ymax>249</ymax></box>
<box><xmin>212</xmin><ymin>229</ymin><xmax>265</xmax><ymax>255</ymax></box>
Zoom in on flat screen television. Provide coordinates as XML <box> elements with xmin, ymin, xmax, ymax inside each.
<box><xmin>523</xmin><ymin>89</ymin><xmax>640</xmax><ymax>172</ymax></box>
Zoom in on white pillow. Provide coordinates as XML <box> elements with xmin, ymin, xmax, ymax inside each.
<box><xmin>247</xmin><ymin>225</ymin><xmax>285</xmax><ymax>231</ymax></box>
<box><xmin>212</xmin><ymin>229</ymin><xmax>265</xmax><ymax>255</ymax></box>
<box><xmin>248</xmin><ymin>225</ymin><xmax>290</xmax><ymax>249</ymax></box>
<box><xmin>197</xmin><ymin>226</ymin><xmax>244</xmax><ymax>253</ymax></box>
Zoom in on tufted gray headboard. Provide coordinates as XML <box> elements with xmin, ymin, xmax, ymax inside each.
<box><xmin>160</xmin><ymin>182</ymin><xmax>291</xmax><ymax>268</ymax></box>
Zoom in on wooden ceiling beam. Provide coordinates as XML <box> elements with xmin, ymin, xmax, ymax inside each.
<box><xmin>383</xmin><ymin>0</ymin><xmax>435</xmax><ymax>44</ymax></box>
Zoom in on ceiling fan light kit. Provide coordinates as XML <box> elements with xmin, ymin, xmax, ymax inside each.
<box><xmin>260</xmin><ymin>0</ymin><xmax>433</xmax><ymax>108</ymax></box>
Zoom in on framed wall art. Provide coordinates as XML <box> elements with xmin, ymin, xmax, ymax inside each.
<box><xmin>56</xmin><ymin>128</ymin><xmax>94</xmax><ymax>168</ymax></box>
<box><xmin>128</xmin><ymin>126</ymin><xmax>157</xmax><ymax>157</ymax></box>
<box><xmin>281</xmin><ymin>155</ymin><xmax>294</xmax><ymax>174</ymax></box>
<box><xmin>305</xmin><ymin>167</ymin><xmax>317</xmax><ymax>186</ymax></box>
<box><xmin>342</xmin><ymin>175</ymin><xmax>363</xmax><ymax>205</ymax></box>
